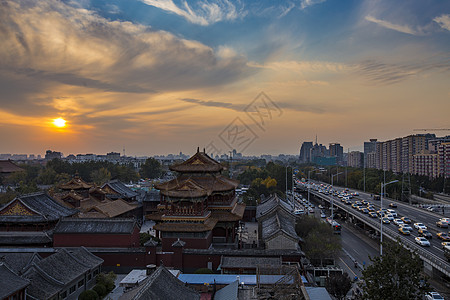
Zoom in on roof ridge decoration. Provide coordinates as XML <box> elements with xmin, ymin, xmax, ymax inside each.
<box><xmin>28</xmin><ymin>263</ymin><xmax>65</xmax><ymax>286</ymax></box>
<box><xmin>170</xmin><ymin>150</ymin><xmax>223</xmax><ymax>173</ymax></box>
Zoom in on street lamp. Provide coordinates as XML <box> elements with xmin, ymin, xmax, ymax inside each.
<box><xmin>380</xmin><ymin>179</ymin><xmax>399</xmax><ymax>256</ymax></box>
<box><xmin>331</xmin><ymin>171</ymin><xmax>344</xmax><ymax>222</ymax></box>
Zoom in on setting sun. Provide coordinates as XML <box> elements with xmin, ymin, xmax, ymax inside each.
<box><xmin>53</xmin><ymin>118</ymin><xmax>66</xmax><ymax>128</ymax></box>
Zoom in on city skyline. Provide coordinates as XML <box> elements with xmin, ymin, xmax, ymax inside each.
<box><xmin>1</xmin><ymin>0</ymin><xmax>449</xmax><ymax>156</ymax></box>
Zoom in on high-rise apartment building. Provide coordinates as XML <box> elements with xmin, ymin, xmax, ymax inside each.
<box><xmin>299</xmin><ymin>142</ymin><xmax>313</xmax><ymax>163</ymax></box>
<box><xmin>413</xmin><ymin>151</ymin><xmax>439</xmax><ymax>178</ymax></box>
<box><xmin>329</xmin><ymin>143</ymin><xmax>343</xmax><ymax>164</ymax></box>
<box><xmin>439</xmin><ymin>142</ymin><xmax>450</xmax><ymax>178</ymax></box>
<box><xmin>348</xmin><ymin>151</ymin><xmax>363</xmax><ymax>168</ymax></box>
<box><xmin>401</xmin><ymin>135</ymin><xmax>426</xmax><ymax>174</ymax></box>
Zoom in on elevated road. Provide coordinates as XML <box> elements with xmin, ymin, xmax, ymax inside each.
<box><xmin>297</xmin><ymin>183</ymin><xmax>450</xmax><ymax>278</ymax></box>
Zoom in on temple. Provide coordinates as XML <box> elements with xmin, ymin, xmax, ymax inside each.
<box><xmin>148</xmin><ymin>148</ymin><xmax>245</xmax><ymax>251</ymax></box>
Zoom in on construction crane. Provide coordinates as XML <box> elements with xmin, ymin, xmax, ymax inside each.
<box><xmin>414</xmin><ymin>129</ymin><xmax>450</xmax><ymax>132</ymax></box>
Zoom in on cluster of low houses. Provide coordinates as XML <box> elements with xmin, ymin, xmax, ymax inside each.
<box><xmin>0</xmin><ymin>152</ymin><xmax>334</xmax><ymax>300</ymax></box>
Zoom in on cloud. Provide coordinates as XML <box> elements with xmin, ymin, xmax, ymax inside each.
<box><xmin>300</xmin><ymin>0</ymin><xmax>326</xmax><ymax>10</ymax></box>
<box><xmin>365</xmin><ymin>15</ymin><xmax>418</xmax><ymax>35</ymax></box>
<box><xmin>0</xmin><ymin>0</ymin><xmax>253</xmax><ymax>117</ymax></box>
<box><xmin>139</xmin><ymin>0</ymin><xmax>245</xmax><ymax>25</ymax></box>
<box><xmin>355</xmin><ymin>57</ymin><xmax>450</xmax><ymax>85</ymax></box>
<box><xmin>180</xmin><ymin>98</ymin><xmax>245</xmax><ymax>111</ymax></box>
<box><xmin>434</xmin><ymin>14</ymin><xmax>450</xmax><ymax>31</ymax></box>
<box><xmin>250</xmin><ymin>60</ymin><xmax>350</xmax><ymax>74</ymax></box>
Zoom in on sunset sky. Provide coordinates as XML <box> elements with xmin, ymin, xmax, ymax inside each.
<box><xmin>1</xmin><ymin>0</ymin><xmax>449</xmax><ymax>157</ymax></box>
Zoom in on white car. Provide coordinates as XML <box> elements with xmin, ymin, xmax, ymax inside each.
<box><xmin>387</xmin><ymin>209</ymin><xmax>397</xmax><ymax>217</ymax></box>
<box><xmin>401</xmin><ymin>224</ymin><xmax>413</xmax><ymax>231</ymax></box>
<box><xmin>414</xmin><ymin>223</ymin><xmax>427</xmax><ymax>230</ymax></box>
<box><xmin>425</xmin><ymin>292</ymin><xmax>445</xmax><ymax>300</ymax></box>
<box><xmin>415</xmin><ymin>237</ymin><xmax>431</xmax><ymax>247</ymax></box>
<box><xmin>294</xmin><ymin>209</ymin><xmax>305</xmax><ymax>215</ymax></box>
<box><xmin>320</xmin><ymin>212</ymin><xmax>326</xmax><ymax>218</ymax></box>
<box><xmin>393</xmin><ymin>219</ymin><xmax>404</xmax><ymax>226</ymax></box>
<box><xmin>386</xmin><ymin>214</ymin><xmax>394</xmax><ymax>221</ymax></box>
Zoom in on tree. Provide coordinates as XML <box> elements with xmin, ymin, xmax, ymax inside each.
<box><xmin>326</xmin><ymin>272</ymin><xmax>352</xmax><ymax>300</ymax></box>
<box><xmin>140</xmin><ymin>158</ymin><xmax>162</xmax><ymax>179</ymax></box>
<box><xmin>96</xmin><ymin>271</ymin><xmax>117</xmax><ymax>292</ymax></box>
<box><xmin>79</xmin><ymin>290</ymin><xmax>99</xmax><ymax>300</ymax></box>
<box><xmin>361</xmin><ymin>239</ymin><xmax>430</xmax><ymax>300</ymax></box>
<box><xmin>90</xmin><ymin>167</ymin><xmax>111</xmax><ymax>185</ymax></box>
<box><xmin>295</xmin><ymin>216</ymin><xmax>341</xmax><ymax>266</ymax></box>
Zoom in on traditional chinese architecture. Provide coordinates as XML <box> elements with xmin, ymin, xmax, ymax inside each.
<box><xmin>256</xmin><ymin>194</ymin><xmax>301</xmax><ymax>250</ymax></box>
<box><xmin>55</xmin><ymin>177</ymin><xmax>141</xmax><ymax>219</ymax></box>
<box><xmin>0</xmin><ymin>192</ymin><xmax>78</xmax><ymax>232</ymax></box>
<box><xmin>148</xmin><ymin>148</ymin><xmax>245</xmax><ymax>251</ymax></box>
<box><xmin>0</xmin><ymin>160</ymin><xmax>24</xmax><ymax>179</ymax></box>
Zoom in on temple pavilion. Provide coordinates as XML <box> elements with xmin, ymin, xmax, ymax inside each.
<box><xmin>149</xmin><ymin>148</ymin><xmax>245</xmax><ymax>251</ymax></box>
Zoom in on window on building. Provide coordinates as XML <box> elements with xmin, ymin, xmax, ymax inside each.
<box><xmin>61</xmin><ymin>291</ymin><xmax>67</xmax><ymax>299</ymax></box>
<box><xmin>78</xmin><ymin>279</ymin><xmax>84</xmax><ymax>288</ymax></box>
<box><xmin>88</xmin><ymin>273</ymin><xmax>92</xmax><ymax>280</ymax></box>
<box><xmin>93</xmin><ymin>269</ymin><xmax>99</xmax><ymax>276</ymax></box>
<box><xmin>69</xmin><ymin>285</ymin><xmax>76</xmax><ymax>294</ymax></box>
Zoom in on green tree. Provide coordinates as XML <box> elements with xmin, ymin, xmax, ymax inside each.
<box><xmin>96</xmin><ymin>271</ymin><xmax>117</xmax><ymax>292</ymax></box>
<box><xmin>326</xmin><ymin>272</ymin><xmax>352</xmax><ymax>300</ymax></box>
<box><xmin>79</xmin><ymin>290</ymin><xmax>99</xmax><ymax>300</ymax></box>
<box><xmin>296</xmin><ymin>216</ymin><xmax>341</xmax><ymax>266</ymax></box>
<box><xmin>140</xmin><ymin>158</ymin><xmax>162</xmax><ymax>179</ymax></box>
<box><xmin>90</xmin><ymin>167</ymin><xmax>112</xmax><ymax>185</ymax></box>
<box><xmin>37</xmin><ymin>167</ymin><xmax>58</xmax><ymax>185</ymax></box>
<box><xmin>361</xmin><ymin>239</ymin><xmax>430</xmax><ymax>300</ymax></box>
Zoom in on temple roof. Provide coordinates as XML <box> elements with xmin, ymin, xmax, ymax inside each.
<box><xmin>261</xmin><ymin>211</ymin><xmax>300</xmax><ymax>243</ymax></box>
<box><xmin>210</xmin><ymin>202</ymin><xmax>246</xmax><ymax>222</ymax></box>
<box><xmin>60</xmin><ymin>176</ymin><xmax>92</xmax><ymax>190</ymax></box>
<box><xmin>54</xmin><ymin>218</ymin><xmax>138</xmax><ymax>234</ymax></box>
<box><xmin>256</xmin><ymin>194</ymin><xmax>293</xmax><ymax>220</ymax></box>
<box><xmin>101</xmin><ymin>179</ymin><xmax>139</xmax><ymax>199</ymax></box>
<box><xmin>156</xmin><ymin>174</ymin><xmax>238</xmax><ymax>198</ymax></box>
<box><xmin>220</xmin><ymin>256</ymin><xmax>282</xmax><ymax>269</ymax></box>
<box><xmin>23</xmin><ymin>248</ymin><xmax>103</xmax><ymax>299</ymax></box>
<box><xmin>0</xmin><ymin>263</ymin><xmax>30</xmax><ymax>299</ymax></box>
<box><xmin>119</xmin><ymin>265</ymin><xmax>200</xmax><ymax>300</ymax></box>
<box><xmin>153</xmin><ymin>217</ymin><xmax>217</xmax><ymax>232</ymax></box>
<box><xmin>0</xmin><ymin>231</ymin><xmax>52</xmax><ymax>246</ymax></box>
<box><xmin>0</xmin><ymin>252</ymin><xmax>42</xmax><ymax>275</ymax></box>
<box><xmin>169</xmin><ymin>149</ymin><xmax>223</xmax><ymax>173</ymax></box>
<box><xmin>0</xmin><ymin>192</ymin><xmax>78</xmax><ymax>223</ymax></box>
<box><xmin>93</xmin><ymin>199</ymin><xmax>138</xmax><ymax>218</ymax></box>
<box><xmin>0</xmin><ymin>160</ymin><xmax>24</xmax><ymax>174</ymax></box>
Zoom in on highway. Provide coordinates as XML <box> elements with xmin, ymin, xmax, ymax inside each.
<box><xmin>295</xmin><ymin>180</ymin><xmax>450</xmax><ymax>278</ymax></box>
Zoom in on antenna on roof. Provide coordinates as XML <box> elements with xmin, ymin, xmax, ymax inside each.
<box><xmin>123</xmin><ymin>146</ymin><xmax>126</xmax><ymax>157</ymax></box>
<box><xmin>197</xmin><ymin>147</ymin><xmax>200</xmax><ymax>153</ymax></box>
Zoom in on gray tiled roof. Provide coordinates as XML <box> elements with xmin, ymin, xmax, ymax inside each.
<box><xmin>261</xmin><ymin>211</ymin><xmax>300</xmax><ymax>242</ymax></box>
<box><xmin>0</xmin><ymin>192</ymin><xmax>78</xmax><ymax>223</ymax></box>
<box><xmin>102</xmin><ymin>180</ymin><xmax>139</xmax><ymax>199</ymax></box>
<box><xmin>143</xmin><ymin>190</ymin><xmax>160</xmax><ymax>202</ymax></box>
<box><xmin>183</xmin><ymin>248</ymin><xmax>304</xmax><ymax>257</ymax></box>
<box><xmin>120</xmin><ymin>265</ymin><xmax>200</xmax><ymax>300</ymax></box>
<box><xmin>214</xmin><ymin>280</ymin><xmax>238</xmax><ymax>300</ymax></box>
<box><xmin>0</xmin><ymin>252</ymin><xmax>42</xmax><ymax>275</ymax></box>
<box><xmin>23</xmin><ymin>248</ymin><xmax>103</xmax><ymax>300</ymax></box>
<box><xmin>0</xmin><ymin>263</ymin><xmax>30</xmax><ymax>299</ymax></box>
<box><xmin>256</xmin><ymin>194</ymin><xmax>293</xmax><ymax>219</ymax></box>
<box><xmin>54</xmin><ymin>218</ymin><xmax>138</xmax><ymax>234</ymax></box>
<box><xmin>220</xmin><ymin>256</ymin><xmax>282</xmax><ymax>269</ymax></box>
<box><xmin>0</xmin><ymin>231</ymin><xmax>52</xmax><ymax>246</ymax></box>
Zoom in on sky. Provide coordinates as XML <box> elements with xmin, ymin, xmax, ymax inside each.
<box><xmin>0</xmin><ymin>0</ymin><xmax>449</xmax><ymax>157</ymax></box>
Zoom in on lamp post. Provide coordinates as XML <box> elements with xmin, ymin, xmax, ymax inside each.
<box><xmin>380</xmin><ymin>179</ymin><xmax>399</xmax><ymax>256</ymax></box>
<box><xmin>331</xmin><ymin>171</ymin><xmax>344</xmax><ymax>222</ymax></box>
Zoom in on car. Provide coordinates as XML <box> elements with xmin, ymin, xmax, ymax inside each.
<box><xmin>414</xmin><ymin>223</ymin><xmax>427</xmax><ymax>230</ymax></box>
<box><xmin>382</xmin><ymin>217</ymin><xmax>390</xmax><ymax>224</ymax></box>
<box><xmin>425</xmin><ymin>292</ymin><xmax>445</xmax><ymax>300</ymax></box>
<box><xmin>401</xmin><ymin>217</ymin><xmax>411</xmax><ymax>224</ymax></box>
<box><xmin>398</xmin><ymin>227</ymin><xmax>411</xmax><ymax>235</ymax></box>
<box><xmin>320</xmin><ymin>212</ymin><xmax>326</xmax><ymax>218</ymax></box>
<box><xmin>345</xmin><ymin>199</ymin><xmax>352</xmax><ymax>205</ymax></box>
<box><xmin>389</xmin><ymin>202</ymin><xmax>397</xmax><ymax>208</ymax></box>
<box><xmin>441</xmin><ymin>241</ymin><xmax>450</xmax><ymax>248</ymax></box>
<box><xmin>318</xmin><ymin>205</ymin><xmax>323</xmax><ymax>209</ymax></box>
<box><xmin>386</xmin><ymin>214</ymin><xmax>394</xmax><ymax>221</ymax></box>
<box><xmin>387</xmin><ymin>209</ymin><xmax>397</xmax><ymax>217</ymax></box>
<box><xmin>401</xmin><ymin>224</ymin><xmax>413</xmax><ymax>231</ymax></box>
<box><xmin>368</xmin><ymin>212</ymin><xmax>378</xmax><ymax>218</ymax></box>
<box><xmin>437</xmin><ymin>232</ymin><xmax>450</xmax><ymax>241</ymax></box>
<box><xmin>393</xmin><ymin>219</ymin><xmax>404</xmax><ymax>226</ymax></box>
<box><xmin>418</xmin><ymin>229</ymin><xmax>433</xmax><ymax>239</ymax></box>
<box><xmin>415</xmin><ymin>237</ymin><xmax>431</xmax><ymax>247</ymax></box>
<box><xmin>352</xmin><ymin>203</ymin><xmax>359</xmax><ymax>209</ymax></box>
<box><xmin>294</xmin><ymin>209</ymin><xmax>305</xmax><ymax>215</ymax></box>
<box><xmin>437</xmin><ymin>219</ymin><xmax>449</xmax><ymax>228</ymax></box>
